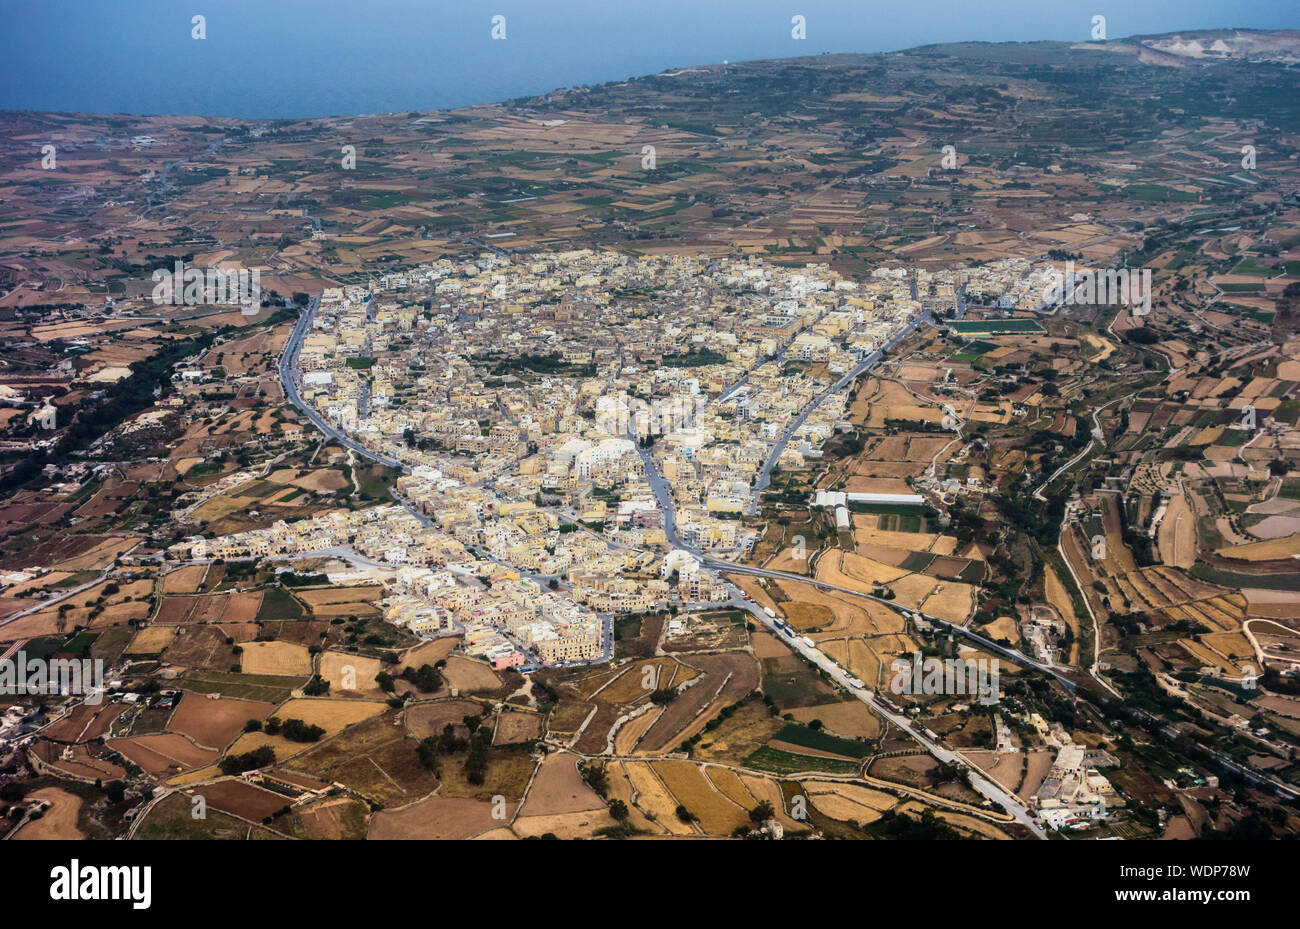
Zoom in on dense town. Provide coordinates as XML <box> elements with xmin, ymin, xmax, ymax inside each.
<box><xmin>170</xmin><ymin>252</ymin><xmax>1059</xmax><ymax>673</ymax></box>
<box><xmin>1</xmin><ymin>27</ymin><xmax>1299</xmax><ymax>854</ymax></box>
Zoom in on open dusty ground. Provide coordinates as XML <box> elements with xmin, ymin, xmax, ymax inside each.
<box><xmin>442</xmin><ymin>655</ymin><xmax>502</xmax><ymax>693</ymax></box>
<box><xmin>404</xmin><ymin>699</ymin><xmax>485</xmax><ymax>740</ymax></box>
<box><xmin>319</xmin><ymin>650</ymin><xmax>385</xmax><ymax>697</ymax></box>
<box><xmin>109</xmin><ymin>733</ymin><xmax>219</xmax><ymax>775</ymax></box>
<box><xmin>239</xmin><ymin>641</ymin><xmax>313</xmax><ymax>676</ymax></box>
<box><xmin>652</xmin><ymin>759</ymin><xmax>750</xmax><ymax>836</ymax></box>
<box><xmin>224</xmin><ymin>698</ymin><xmax>387</xmax><ymax>760</ymax></box>
<box><xmin>167</xmin><ymin>691</ymin><xmax>276</xmax><ymax>750</ymax></box>
<box><xmin>11</xmin><ymin>787</ymin><xmax>86</xmax><ymax>840</ymax></box>
<box><xmin>517</xmin><ymin>753</ymin><xmax>606</xmax><ymax>816</ymax></box>
<box><xmin>368</xmin><ymin>795</ymin><xmax>512</xmax><ymax>840</ymax></box>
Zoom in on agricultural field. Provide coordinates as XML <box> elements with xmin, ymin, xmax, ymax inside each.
<box><xmin>4</xmin><ymin>23</ymin><xmax>1300</xmax><ymax>849</ymax></box>
<box><xmin>284</xmin><ymin>711</ymin><xmax>443</xmax><ymax>808</ymax></box>
<box><xmin>132</xmin><ymin>793</ymin><xmax>284</xmax><ymax>841</ymax></box>
<box><xmin>166</xmin><ymin>692</ymin><xmax>276</xmax><ymax>750</ymax></box>
<box><xmin>238</xmin><ymin>641</ymin><xmax>313</xmax><ymax>676</ymax></box>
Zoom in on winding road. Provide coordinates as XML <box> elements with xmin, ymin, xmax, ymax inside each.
<box><xmin>751</xmin><ymin>309</ymin><xmax>935</xmax><ymax>510</ymax></box>
<box><xmin>626</xmin><ymin>302</ymin><xmax>1047</xmax><ymax>836</ymax></box>
<box><xmin>278</xmin><ymin>295</ymin><xmax>409</xmax><ymax>473</ymax></box>
<box><xmin>280</xmin><ymin>290</ymin><xmax>1046</xmax><ymax>834</ymax></box>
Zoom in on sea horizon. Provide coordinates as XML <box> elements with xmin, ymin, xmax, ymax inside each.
<box><xmin>2</xmin><ymin>0</ymin><xmax>1297</xmax><ymax>120</ymax></box>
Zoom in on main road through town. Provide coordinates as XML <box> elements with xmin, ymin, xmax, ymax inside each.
<box><xmin>281</xmin><ymin>290</ymin><xmax>1044</xmax><ymax>835</ymax></box>
<box><xmin>749</xmin><ymin>308</ymin><xmax>936</xmax><ymax>510</ymax></box>
<box><xmin>631</xmin><ymin>298</ymin><xmax>1047</xmax><ymax>836</ymax></box>
<box><xmin>278</xmin><ymin>295</ymin><xmax>409</xmax><ymax>473</ymax></box>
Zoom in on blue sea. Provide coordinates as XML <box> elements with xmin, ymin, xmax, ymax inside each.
<box><xmin>1</xmin><ymin>0</ymin><xmax>1296</xmax><ymax>119</ymax></box>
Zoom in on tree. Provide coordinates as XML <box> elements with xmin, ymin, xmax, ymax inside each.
<box><xmin>416</xmin><ymin>737</ymin><xmax>441</xmax><ymax>774</ymax></box>
<box><xmin>403</xmin><ymin>664</ymin><xmax>442</xmax><ymax>693</ymax></box>
<box><xmin>219</xmin><ymin>746</ymin><xmax>275</xmax><ymax>776</ymax></box>
<box><xmin>302</xmin><ymin>675</ymin><xmax>330</xmax><ymax>696</ymax></box>
<box><xmin>279</xmin><ymin>718</ymin><xmax>326</xmax><ymax>742</ymax></box>
<box><xmin>749</xmin><ymin>800</ymin><xmax>775</xmax><ymax>823</ymax></box>
<box><xmin>0</xmin><ymin>783</ymin><xmax>26</xmax><ymax>803</ymax></box>
<box><xmin>464</xmin><ymin>730</ymin><xmax>490</xmax><ymax>785</ymax></box>
<box><xmin>608</xmin><ymin>799</ymin><xmax>629</xmax><ymax>821</ymax></box>
<box><xmin>581</xmin><ymin>762</ymin><xmax>609</xmax><ymax>798</ymax></box>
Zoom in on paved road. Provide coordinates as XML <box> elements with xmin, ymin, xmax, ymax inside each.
<box><xmin>1032</xmin><ymin>392</ymin><xmax>1130</xmax><ymax>504</ymax></box>
<box><xmin>278</xmin><ymin>288</ymin><xmax>1042</xmax><ymax>833</ymax></box>
<box><xmin>708</xmin><ymin>559</ymin><xmax>1075</xmax><ymax>691</ymax></box>
<box><xmin>631</xmin><ymin>433</ymin><xmax>686</xmax><ymax>551</ymax></box>
<box><xmin>751</xmin><ymin>309</ymin><xmax>934</xmax><ymax>509</ymax></box>
<box><xmin>278</xmin><ymin>296</ymin><xmax>409</xmax><ymax>473</ymax></box>
<box><xmin>720</xmin><ymin>587</ymin><xmax>1046</xmax><ymax>837</ymax></box>
<box><xmin>0</xmin><ymin>553</ymin><xmax>133</xmax><ymax>628</ymax></box>
<box><xmin>636</xmin><ymin>308</ymin><xmax>936</xmax><ymax>538</ymax></box>
<box><xmin>626</xmin><ymin>301</ymin><xmax>1046</xmax><ymax>835</ymax></box>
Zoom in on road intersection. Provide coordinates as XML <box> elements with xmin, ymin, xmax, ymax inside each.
<box><xmin>280</xmin><ymin>292</ymin><xmax>1047</xmax><ymax>836</ymax></box>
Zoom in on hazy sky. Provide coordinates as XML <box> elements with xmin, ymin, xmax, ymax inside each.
<box><xmin>1</xmin><ymin>0</ymin><xmax>1296</xmax><ymax>117</ymax></box>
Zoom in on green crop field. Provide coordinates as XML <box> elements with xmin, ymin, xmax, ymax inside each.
<box><xmin>948</xmin><ymin>319</ymin><xmax>1043</xmax><ymax>335</ymax></box>
<box><xmin>772</xmin><ymin>724</ymin><xmax>873</xmax><ymax>758</ymax></box>
<box><xmin>743</xmin><ymin>746</ymin><xmax>861</xmax><ymax>775</ymax></box>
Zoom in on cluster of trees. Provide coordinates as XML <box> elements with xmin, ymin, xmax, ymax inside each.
<box><xmin>260</xmin><ymin>805</ymin><xmax>293</xmax><ymax>826</ymax></box>
<box><xmin>302</xmin><ymin>675</ymin><xmax>330</xmax><ymax>696</ymax></box>
<box><xmin>219</xmin><ymin>745</ymin><xmax>275</xmax><ymax>776</ymax></box>
<box><xmin>262</xmin><ymin>717</ymin><xmax>326</xmax><ymax>742</ymax></box>
<box><xmin>415</xmin><ymin>731</ymin><xmax>451</xmax><ymax>775</ymax></box>
<box><xmin>378</xmin><ymin>663</ymin><xmax>444</xmax><ymax>694</ymax></box>
<box><xmin>485</xmin><ymin>353</ymin><xmax>596</xmax><ymax>378</ymax></box>
<box><xmin>532</xmin><ymin>678</ymin><xmax>559</xmax><ymax>717</ymax></box>
<box><xmin>580</xmin><ymin>761</ymin><xmax>609</xmax><ymax>798</ymax></box>
<box><xmin>0</xmin><ymin>782</ymin><xmax>27</xmax><ymax>803</ymax></box>
<box><xmin>661</xmin><ymin>348</ymin><xmax>727</xmax><ymax>367</ymax></box>
<box><xmin>1123</xmin><ymin>326</ymin><xmax>1161</xmax><ymax>345</ymax></box>
<box><xmin>419</xmin><ymin>718</ymin><xmax>480</xmax><ymax>760</ymax></box>
<box><xmin>649</xmin><ymin>687</ymin><xmax>677</xmax><ymax>706</ymax></box>
<box><xmin>464</xmin><ymin>727</ymin><xmax>491</xmax><ymax>785</ymax></box>
<box><xmin>279</xmin><ymin>571</ymin><xmax>329</xmax><ymax>587</ymax></box>
<box><xmin>873</xmin><ymin>808</ymin><xmax>964</xmax><ymax>840</ymax></box>
<box><xmin>1275</xmin><ymin>281</ymin><xmax>1300</xmax><ymax>321</ymax></box>
<box><xmin>416</xmin><ymin>716</ymin><xmax>490</xmax><ymax>784</ymax></box>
